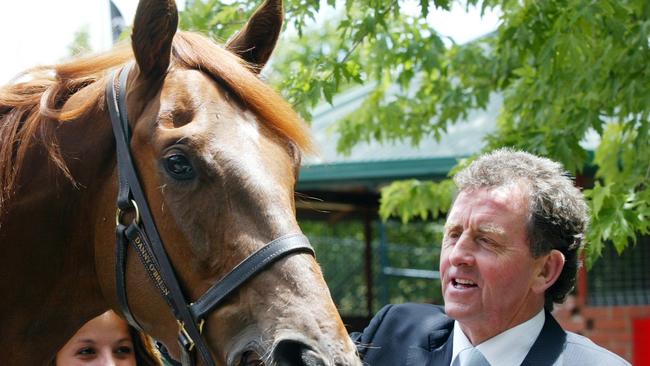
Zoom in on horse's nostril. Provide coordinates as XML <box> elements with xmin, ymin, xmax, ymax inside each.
<box><xmin>240</xmin><ymin>350</ymin><xmax>263</xmax><ymax>366</ymax></box>
<box><xmin>272</xmin><ymin>339</ymin><xmax>327</xmax><ymax>366</ymax></box>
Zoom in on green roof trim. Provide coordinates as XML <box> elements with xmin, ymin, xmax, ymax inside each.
<box><xmin>298</xmin><ymin>156</ymin><xmax>461</xmax><ymax>188</ymax></box>
<box><xmin>297</xmin><ymin>84</ymin><xmax>501</xmax><ymax>189</ymax></box>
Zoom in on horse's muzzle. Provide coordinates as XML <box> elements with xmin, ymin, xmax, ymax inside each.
<box><xmin>233</xmin><ymin>336</ymin><xmax>360</xmax><ymax>366</ymax></box>
<box><xmin>272</xmin><ymin>339</ymin><xmax>327</xmax><ymax>366</ymax></box>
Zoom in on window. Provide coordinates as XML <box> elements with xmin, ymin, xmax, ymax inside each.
<box><xmin>587</xmin><ymin>236</ymin><xmax>650</xmax><ymax>306</ymax></box>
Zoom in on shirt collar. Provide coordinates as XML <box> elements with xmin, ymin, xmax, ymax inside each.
<box><xmin>451</xmin><ymin>310</ymin><xmax>545</xmax><ymax>366</ymax></box>
<box><xmin>452</xmin><ymin>322</ymin><xmax>474</xmax><ymax>362</ymax></box>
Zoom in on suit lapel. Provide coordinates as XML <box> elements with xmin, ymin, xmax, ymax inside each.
<box><xmin>520</xmin><ymin>312</ymin><xmax>566</xmax><ymax>366</ymax></box>
<box><xmin>405</xmin><ymin>328</ymin><xmax>453</xmax><ymax>366</ymax></box>
<box><xmin>427</xmin><ymin>329</ymin><xmax>453</xmax><ymax>366</ymax></box>
<box><xmin>406</xmin><ymin>310</ymin><xmax>565</xmax><ymax>366</ymax></box>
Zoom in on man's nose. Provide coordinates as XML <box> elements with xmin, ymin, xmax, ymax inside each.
<box><xmin>448</xmin><ymin>234</ymin><xmax>476</xmax><ymax>266</ymax></box>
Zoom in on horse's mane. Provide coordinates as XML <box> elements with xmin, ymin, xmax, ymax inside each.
<box><xmin>0</xmin><ymin>31</ymin><xmax>312</xmax><ymax>212</ymax></box>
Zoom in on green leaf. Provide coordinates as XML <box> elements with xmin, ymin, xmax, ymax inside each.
<box><xmin>420</xmin><ymin>0</ymin><xmax>430</xmax><ymax>17</ymax></box>
<box><xmin>379</xmin><ymin>179</ymin><xmax>456</xmax><ymax>223</ymax></box>
<box><xmin>587</xmin><ymin>182</ymin><xmax>610</xmax><ymax>218</ymax></box>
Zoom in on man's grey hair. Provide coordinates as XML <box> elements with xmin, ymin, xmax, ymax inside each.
<box><xmin>453</xmin><ymin>148</ymin><xmax>589</xmax><ymax>309</ymax></box>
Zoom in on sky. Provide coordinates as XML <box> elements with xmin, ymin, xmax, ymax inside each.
<box><xmin>0</xmin><ymin>0</ymin><xmax>500</xmax><ymax>85</ymax></box>
<box><xmin>0</xmin><ymin>1</ymin><xmax>129</xmax><ymax>83</ymax></box>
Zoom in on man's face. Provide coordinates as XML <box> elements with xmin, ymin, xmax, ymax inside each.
<box><xmin>440</xmin><ymin>185</ymin><xmax>548</xmax><ymax>343</ymax></box>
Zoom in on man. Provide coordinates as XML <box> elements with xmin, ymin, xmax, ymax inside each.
<box><xmin>352</xmin><ymin>149</ymin><xmax>629</xmax><ymax>366</ymax></box>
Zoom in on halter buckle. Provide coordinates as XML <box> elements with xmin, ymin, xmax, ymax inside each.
<box><xmin>115</xmin><ymin>199</ymin><xmax>140</xmax><ymax>226</ymax></box>
<box><xmin>177</xmin><ymin>319</ymin><xmax>205</xmax><ymax>352</ymax></box>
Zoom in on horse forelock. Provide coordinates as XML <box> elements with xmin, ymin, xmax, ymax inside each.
<box><xmin>170</xmin><ymin>31</ymin><xmax>314</xmax><ymax>153</ymax></box>
<box><xmin>0</xmin><ymin>30</ymin><xmax>312</xmax><ymax>213</ymax></box>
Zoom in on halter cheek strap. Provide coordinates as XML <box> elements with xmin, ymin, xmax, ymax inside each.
<box><xmin>105</xmin><ymin>64</ymin><xmax>315</xmax><ymax>366</ymax></box>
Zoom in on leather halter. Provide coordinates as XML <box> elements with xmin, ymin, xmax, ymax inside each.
<box><xmin>105</xmin><ymin>63</ymin><xmax>315</xmax><ymax>366</ymax></box>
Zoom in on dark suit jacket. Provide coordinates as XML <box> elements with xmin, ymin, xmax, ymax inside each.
<box><xmin>350</xmin><ymin>303</ymin><xmax>630</xmax><ymax>366</ymax></box>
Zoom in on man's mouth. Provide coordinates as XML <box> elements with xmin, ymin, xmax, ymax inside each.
<box><xmin>452</xmin><ymin>278</ymin><xmax>478</xmax><ymax>289</ymax></box>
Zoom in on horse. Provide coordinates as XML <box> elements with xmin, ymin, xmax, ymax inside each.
<box><xmin>0</xmin><ymin>0</ymin><xmax>361</xmax><ymax>364</ymax></box>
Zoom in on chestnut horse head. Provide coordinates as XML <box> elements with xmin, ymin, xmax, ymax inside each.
<box><xmin>0</xmin><ymin>0</ymin><xmax>360</xmax><ymax>365</ymax></box>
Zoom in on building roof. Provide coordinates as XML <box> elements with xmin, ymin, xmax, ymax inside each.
<box><xmin>298</xmin><ymin>84</ymin><xmax>501</xmax><ymax>190</ymax></box>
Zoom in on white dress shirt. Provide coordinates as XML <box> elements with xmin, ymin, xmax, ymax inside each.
<box><xmin>451</xmin><ymin>310</ymin><xmax>546</xmax><ymax>366</ymax></box>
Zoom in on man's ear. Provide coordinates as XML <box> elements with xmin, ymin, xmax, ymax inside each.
<box><xmin>532</xmin><ymin>249</ymin><xmax>565</xmax><ymax>294</ymax></box>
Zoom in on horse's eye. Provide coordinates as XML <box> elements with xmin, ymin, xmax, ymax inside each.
<box><xmin>164</xmin><ymin>154</ymin><xmax>195</xmax><ymax>180</ymax></box>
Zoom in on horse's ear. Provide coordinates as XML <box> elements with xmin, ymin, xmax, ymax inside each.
<box><xmin>131</xmin><ymin>0</ymin><xmax>179</xmax><ymax>79</ymax></box>
<box><xmin>226</xmin><ymin>0</ymin><xmax>283</xmax><ymax>72</ymax></box>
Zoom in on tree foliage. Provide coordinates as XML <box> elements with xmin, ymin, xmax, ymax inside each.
<box><xmin>67</xmin><ymin>26</ymin><xmax>92</xmax><ymax>58</ymax></box>
<box><xmin>180</xmin><ymin>0</ymin><xmax>650</xmax><ymax>265</ymax></box>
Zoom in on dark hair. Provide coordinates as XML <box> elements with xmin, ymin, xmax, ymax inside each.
<box><xmin>453</xmin><ymin>148</ymin><xmax>589</xmax><ymax>310</ymax></box>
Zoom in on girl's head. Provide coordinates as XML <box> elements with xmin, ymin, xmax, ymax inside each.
<box><xmin>54</xmin><ymin>310</ymin><xmax>160</xmax><ymax>365</ymax></box>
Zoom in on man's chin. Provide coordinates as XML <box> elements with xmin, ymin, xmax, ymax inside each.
<box><xmin>443</xmin><ymin>301</ymin><xmax>477</xmax><ymax>321</ymax></box>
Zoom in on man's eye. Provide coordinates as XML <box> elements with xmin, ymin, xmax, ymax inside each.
<box><xmin>442</xmin><ymin>232</ymin><xmax>459</xmax><ymax>247</ymax></box>
<box><xmin>446</xmin><ymin>231</ymin><xmax>460</xmax><ymax>239</ymax></box>
<box><xmin>477</xmin><ymin>236</ymin><xmax>494</xmax><ymax>245</ymax></box>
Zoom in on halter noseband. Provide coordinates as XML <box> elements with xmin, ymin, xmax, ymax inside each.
<box><xmin>105</xmin><ymin>64</ymin><xmax>315</xmax><ymax>366</ymax></box>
